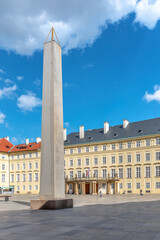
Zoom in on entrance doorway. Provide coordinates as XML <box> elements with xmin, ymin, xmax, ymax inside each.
<box><xmin>96</xmin><ymin>183</ymin><xmax>98</xmax><ymax>193</ymax></box>
<box><xmin>111</xmin><ymin>183</ymin><xmax>115</xmax><ymax>194</ymax></box>
<box><xmin>85</xmin><ymin>183</ymin><xmax>90</xmax><ymax>194</ymax></box>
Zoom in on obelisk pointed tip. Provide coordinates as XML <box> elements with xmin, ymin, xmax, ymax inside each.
<box><xmin>44</xmin><ymin>27</ymin><xmax>61</xmax><ymax>46</ymax></box>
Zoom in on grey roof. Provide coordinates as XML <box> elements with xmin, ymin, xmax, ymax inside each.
<box><xmin>64</xmin><ymin>118</ymin><xmax>160</xmax><ymax>146</ymax></box>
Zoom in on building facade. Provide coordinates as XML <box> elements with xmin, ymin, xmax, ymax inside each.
<box><xmin>1</xmin><ymin>118</ymin><xmax>160</xmax><ymax>195</ymax></box>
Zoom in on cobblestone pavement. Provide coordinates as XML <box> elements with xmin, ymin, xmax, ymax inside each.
<box><xmin>1</xmin><ymin>195</ymin><xmax>160</xmax><ymax>239</ymax></box>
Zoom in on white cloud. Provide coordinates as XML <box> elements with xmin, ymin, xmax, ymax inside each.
<box><xmin>0</xmin><ymin>0</ymin><xmax>159</xmax><ymax>56</ymax></box>
<box><xmin>63</xmin><ymin>82</ymin><xmax>73</xmax><ymax>89</ymax></box>
<box><xmin>0</xmin><ymin>69</ymin><xmax>4</xmax><ymax>74</ymax></box>
<box><xmin>0</xmin><ymin>84</ymin><xmax>17</xmax><ymax>98</ymax></box>
<box><xmin>11</xmin><ymin>137</ymin><xmax>18</xmax><ymax>144</ymax></box>
<box><xmin>17</xmin><ymin>92</ymin><xmax>42</xmax><ymax>111</ymax></box>
<box><xmin>64</xmin><ymin>122</ymin><xmax>69</xmax><ymax>127</ymax></box>
<box><xmin>17</xmin><ymin>76</ymin><xmax>23</xmax><ymax>81</ymax></box>
<box><xmin>0</xmin><ymin>112</ymin><xmax>6</xmax><ymax>123</ymax></box>
<box><xmin>4</xmin><ymin>79</ymin><xmax>14</xmax><ymax>84</ymax></box>
<box><xmin>144</xmin><ymin>85</ymin><xmax>160</xmax><ymax>102</ymax></box>
<box><xmin>33</xmin><ymin>79</ymin><xmax>41</xmax><ymax>88</ymax></box>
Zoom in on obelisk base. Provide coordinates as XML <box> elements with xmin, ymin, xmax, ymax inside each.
<box><xmin>30</xmin><ymin>199</ymin><xmax>73</xmax><ymax>210</ymax></box>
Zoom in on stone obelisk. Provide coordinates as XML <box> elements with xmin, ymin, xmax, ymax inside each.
<box><xmin>30</xmin><ymin>28</ymin><xmax>73</xmax><ymax>209</ymax></box>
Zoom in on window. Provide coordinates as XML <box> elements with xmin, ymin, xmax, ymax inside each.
<box><xmin>127</xmin><ymin>154</ymin><xmax>131</xmax><ymax>163</ymax></box>
<box><xmin>127</xmin><ymin>183</ymin><xmax>131</xmax><ymax>189</ymax></box>
<box><xmin>111</xmin><ymin>156</ymin><xmax>115</xmax><ymax>164</ymax></box>
<box><xmin>119</xmin><ymin>155</ymin><xmax>123</xmax><ymax>164</ymax></box>
<box><xmin>2</xmin><ymin>155</ymin><xmax>5</xmax><ymax>159</ymax></box>
<box><xmin>70</xmin><ymin>160</ymin><xmax>73</xmax><ymax>167</ymax></box>
<box><xmin>11</xmin><ymin>164</ymin><xmax>14</xmax><ymax>170</ymax></box>
<box><xmin>69</xmin><ymin>171</ymin><xmax>73</xmax><ymax>179</ymax></box>
<box><xmin>77</xmin><ymin>171</ymin><xmax>81</xmax><ymax>178</ymax></box>
<box><xmin>29</xmin><ymin>153</ymin><xmax>32</xmax><ymax>158</ymax></box>
<box><xmin>29</xmin><ymin>162</ymin><xmax>32</xmax><ymax>169</ymax></box>
<box><xmin>102</xmin><ymin>157</ymin><xmax>106</xmax><ymax>164</ymax></box>
<box><xmin>22</xmin><ymin>174</ymin><xmax>26</xmax><ymax>182</ymax></box>
<box><xmin>35</xmin><ymin>173</ymin><xmax>38</xmax><ymax>182</ymax></box>
<box><xmin>64</xmin><ymin>149</ymin><xmax>66</xmax><ymax>155</ymax></box>
<box><xmin>23</xmin><ymin>154</ymin><xmax>25</xmax><ymax>159</ymax></box>
<box><xmin>156</xmin><ymin>182</ymin><xmax>160</xmax><ymax>189</ymax></box>
<box><xmin>146</xmin><ymin>139</ymin><xmax>151</xmax><ymax>146</ymax></box>
<box><xmin>17</xmin><ymin>186</ymin><xmax>20</xmax><ymax>191</ymax></box>
<box><xmin>35</xmin><ymin>162</ymin><xmax>38</xmax><ymax>169</ymax></box>
<box><xmin>29</xmin><ymin>185</ymin><xmax>32</xmax><ymax>191</ymax></box>
<box><xmin>70</xmin><ymin>149</ymin><xmax>73</xmax><ymax>154</ymax></box>
<box><xmin>119</xmin><ymin>168</ymin><xmax>123</xmax><ymax>178</ymax></box>
<box><xmin>102</xmin><ymin>169</ymin><xmax>107</xmax><ymax>178</ymax></box>
<box><xmin>127</xmin><ymin>142</ymin><xmax>132</xmax><ymax>148</ymax></box>
<box><xmin>11</xmin><ymin>155</ymin><xmax>14</xmax><ymax>160</ymax></box>
<box><xmin>1</xmin><ymin>174</ymin><xmax>5</xmax><ymax>182</ymax></box>
<box><xmin>35</xmin><ymin>152</ymin><xmax>38</xmax><ymax>157</ymax></box>
<box><xmin>86</xmin><ymin>158</ymin><xmax>89</xmax><ymax>166</ymax></box>
<box><xmin>119</xmin><ymin>143</ymin><xmax>123</xmax><ymax>149</ymax></box>
<box><xmin>85</xmin><ymin>169</ymin><xmax>90</xmax><ymax>178</ymax></box>
<box><xmin>119</xmin><ymin>183</ymin><xmax>123</xmax><ymax>189</ymax></box>
<box><xmin>146</xmin><ymin>152</ymin><xmax>150</xmax><ymax>161</ymax></box>
<box><xmin>77</xmin><ymin>159</ymin><xmax>81</xmax><ymax>166</ymax></box>
<box><xmin>103</xmin><ymin>145</ymin><xmax>107</xmax><ymax>151</ymax></box>
<box><xmin>111</xmin><ymin>169</ymin><xmax>116</xmax><ymax>178</ymax></box>
<box><xmin>16</xmin><ymin>174</ymin><xmax>20</xmax><ymax>182</ymax></box>
<box><xmin>156</xmin><ymin>152</ymin><xmax>160</xmax><ymax>161</ymax></box>
<box><xmin>35</xmin><ymin>185</ymin><xmax>38</xmax><ymax>190</ymax></box>
<box><xmin>146</xmin><ymin>167</ymin><xmax>151</xmax><ymax>177</ymax></box>
<box><xmin>136</xmin><ymin>183</ymin><xmax>140</xmax><ymax>189</ymax></box>
<box><xmin>78</xmin><ymin>147</ymin><xmax>81</xmax><ymax>153</ymax></box>
<box><xmin>2</xmin><ymin>164</ymin><xmax>5</xmax><ymax>171</ymax></box>
<box><xmin>112</xmin><ymin>144</ymin><xmax>115</xmax><ymax>150</ymax></box>
<box><xmin>156</xmin><ymin>138</ymin><xmax>160</xmax><ymax>145</ymax></box>
<box><xmin>28</xmin><ymin>173</ymin><xmax>32</xmax><ymax>182</ymax></box>
<box><xmin>146</xmin><ymin>182</ymin><xmax>150</xmax><ymax>189</ymax></box>
<box><xmin>64</xmin><ymin>160</ymin><xmax>66</xmax><ymax>167</ymax></box>
<box><xmin>64</xmin><ymin>171</ymin><xmax>66</xmax><ymax>178</ymax></box>
<box><xmin>156</xmin><ymin>166</ymin><xmax>160</xmax><ymax>177</ymax></box>
<box><xmin>94</xmin><ymin>169</ymin><xmax>98</xmax><ymax>178</ymax></box>
<box><xmin>136</xmin><ymin>141</ymin><xmax>141</xmax><ymax>147</ymax></box>
<box><xmin>23</xmin><ymin>185</ymin><xmax>25</xmax><ymax>191</ymax></box>
<box><xmin>136</xmin><ymin>167</ymin><xmax>141</xmax><ymax>178</ymax></box>
<box><xmin>94</xmin><ymin>146</ymin><xmax>98</xmax><ymax>152</ymax></box>
<box><xmin>127</xmin><ymin>168</ymin><xmax>132</xmax><ymax>178</ymax></box>
<box><xmin>136</xmin><ymin>153</ymin><xmax>141</xmax><ymax>162</ymax></box>
<box><xmin>23</xmin><ymin>163</ymin><xmax>26</xmax><ymax>170</ymax></box>
<box><xmin>17</xmin><ymin>154</ymin><xmax>19</xmax><ymax>159</ymax></box>
<box><xmin>17</xmin><ymin>163</ymin><xmax>20</xmax><ymax>170</ymax></box>
<box><xmin>94</xmin><ymin>157</ymin><xmax>98</xmax><ymax>165</ymax></box>
<box><xmin>11</xmin><ymin>174</ymin><xmax>14</xmax><ymax>182</ymax></box>
<box><xmin>86</xmin><ymin>146</ymin><xmax>90</xmax><ymax>152</ymax></box>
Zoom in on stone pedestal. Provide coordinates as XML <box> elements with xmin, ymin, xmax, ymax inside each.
<box><xmin>30</xmin><ymin>199</ymin><xmax>73</xmax><ymax>210</ymax></box>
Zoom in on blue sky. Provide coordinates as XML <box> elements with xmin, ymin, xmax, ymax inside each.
<box><xmin>0</xmin><ymin>1</ymin><xmax>160</xmax><ymax>144</ymax></box>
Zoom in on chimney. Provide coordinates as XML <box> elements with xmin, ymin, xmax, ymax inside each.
<box><xmin>26</xmin><ymin>138</ymin><xmax>29</xmax><ymax>145</ymax></box>
<box><xmin>36</xmin><ymin>137</ymin><xmax>41</xmax><ymax>143</ymax></box>
<box><xmin>79</xmin><ymin>126</ymin><xmax>84</xmax><ymax>139</ymax></box>
<box><xmin>123</xmin><ymin>119</ymin><xmax>129</xmax><ymax>128</ymax></box>
<box><xmin>5</xmin><ymin>136</ymin><xmax>9</xmax><ymax>141</ymax></box>
<box><xmin>63</xmin><ymin>128</ymin><xmax>67</xmax><ymax>141</ymax></box>
<box><xmin>104</xmin><ymin>122</ymin><xmax>109</xmax><ymax>134</ymax></box>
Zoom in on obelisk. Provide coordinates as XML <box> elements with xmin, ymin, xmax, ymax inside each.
<box><xmin>30</xmin><ymin>28</ymin><xmax>73</xmax><ymax>209</ymax></box>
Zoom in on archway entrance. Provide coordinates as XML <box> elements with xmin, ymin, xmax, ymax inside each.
<box><xmin>85</xmin><ymin>183</ymin><xmax>90</xmax><ymax>194</ymax></box>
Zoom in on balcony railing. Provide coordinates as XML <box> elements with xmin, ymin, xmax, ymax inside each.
<box><xmin>65</xmin><ymin>173</ymin><xmax>118</xmax><ymax>181</ymax></box>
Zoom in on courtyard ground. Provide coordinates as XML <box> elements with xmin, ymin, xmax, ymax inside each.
<box><xmin>0</xmin><ymin>194</ymin><xmax>160</xmax><ymax>239</ymax></box>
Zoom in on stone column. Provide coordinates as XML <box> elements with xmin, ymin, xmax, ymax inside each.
<box><xmin>82</xmin><ymin>182</ymin><xmax>85</xmax><ymax>194</ymax></box>
<box><xmin>65</xmin><ymin>183</ymin><xmax>69</xmax><ymax>194</ymax></box>
<box><xmin>107</xmin><ymin>182</ymin><xmax>110</xmax><ymax>194</ymax></box>
<box><xmin>74</xmin><ymin>183</ymin><xmax>78</xmax><ymax>195</ymax></box>
<box><xmin>92</xmin><ymin>182</ymin><xmax>97</xmax><ymax>195</ymax></box>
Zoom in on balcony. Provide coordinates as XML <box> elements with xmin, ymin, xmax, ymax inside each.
<box><xmin>65</xmin><ymin>173</ymin><xmax>118</xmax><ymax>182</ymax></box>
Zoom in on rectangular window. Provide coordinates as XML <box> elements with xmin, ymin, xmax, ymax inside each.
<box><xmin>69</xmin><ymin>171</ymin><xmax>73</xmax><ymax>179</ymax></box>
<box><xmin>64</xmin><ymin>149</ymin><xmax>66</xmax><ymax>155</ymax></box>
<box><xmin>127</xmin><ymin>168</ymin><xmax>132</xmax><ymax>178</ymax></box>
<box><xmin>2</xmin><ymin>164</ymin><xmax>5</xmax><ymax>171</ymax></box>
<box><xmin>136</xmin><ymin>183</ymin><xmax>140</xmax><ymax>189</ymax></box>
<box><xmin>111</xmin><ymin>169</ymin><xmax>116</xmax><ymax>178</ymax></box>
<box><xmin>102</xmin><ymin>169</ymin><xmax>107</xmax><ymax>178</ymax></box>
<box><xmin>11</xmin><ymin>155</ymin><xmax>14</xmax><ymax>160</ymax></box>
<box><xmin>70</xmin><ymin>160</ymin><xmax>73</xmax><ymax>167</ymax></box>
<box><xmin>111</xmin><ymin>156</ymin><xmax>115</xmax><ymax>164</ymax></box>
<box><xmin>29</xmin><ymin>153</ymin><xmax>32</xmax><ymax>158</ymax></box>
<box><xmin>29</xmin><ymin>162</ymin><xmax>32</xmax><ymax>169</ymax></box>
<box><xmin>70</xmin><ymin>149</ymin><xmax>73</xmax><ymax>154</ymax></box>
<box><xmin>35</xmin><ymin>185</ymin><xmax>38</xmax><ymax>190</ymax></box>
<box><xmin>156</xmin><ymin>138</ymin><xmax>160</xmax><ymax>145</ymax></box>
<box><xmin>119</xmin><ymin>155</ymin><xmax>123</xmax><ymax>164</ymax></box>
<box><xmin>29</xmin><ymin>185</ymin><xmax>32</xmax><ymax>191</ymax></box>
<box><xmin>23</xmin><ymin>185</ymin><xmax>25</xmax><ymax>191</ymax></box>
<box><xmin>94</xmin><ymin>146</ymin><xmax>98</xmax><ymax>152</ymax></box>
<box><xmin>78</xmin><ymin>147</ymin><xmax>81</xmax><ymax>153</ymax></box>
<box><xmin>136</xmin><ymin>141</ymin><xmax>141</xmax><ymax>147</ymax></box>
<box><xmin>146</xmin><ymin>182</ymin><xmax>150</xmax><ymax>189</ymax></box>
<box><xmin>136</xmin><ymin>167</ymin><xmax>141</xmax><ymax>178</ymax></box>
<box><xmin>11</xmin><ymin>174</ymin><xmax>14</xmax><ymax>182</ymax></box>
<box><xmin>64</xmin><ymin>160</ymin><xmax>65</xmax><ymax>167</ymax></box>
<box><xmin>146</xmin><ymin>139</ymin><xmax>151</xmax><ymax>146</ymax></box>
<box><xmin>23</xmin><ymin>163</ymin><xmax>26</xmax><ymax>170</ymax></box>
<box><xmin>35</xmin><ymin>162</ymin><xmax>38</xmax><ymax>169</ymax></box>
<box><xmin>17</xmin><ymin>163</ymin><xmax>20</xmax><ymax>170</ymax></box>
<box><xmin>156</xmin><ymin>166</ymin><xmax>160</xmax><ymax>177</ymax></box>
<box><xmin>77</xmin><ymin>171</ymin><xmax>81</xmax><ymax>178</ymax></box>
<box><xmin>156</xmin><ymin>152</ymin><xmax>160</xmax><ymax>161</ymax></box>
<box><xmin>86</xmin><ymin>146</ymin><xmax>90</xmax><ymax>152</ymax></box>
<box><xmin>112</xmin><ymin>144</ymin><xmax>115</xmax><ymax>150</ymax></box>
<box><xmin>102</xmin><ymin>157</ymin><xmax>106</xmax><ymax>164</ymax></box>
<box><xmin>77</xmin><ymin>159</ymin><xmax>81</xmax><ymax>166</ymax></box>
<box><xmin>127</xmin><ymin>154</ymin><xmax>131</xmax><ymax>163</ymax></box>
<box><xmin>16</xmin><ymin>174</ymin><xmax>20</xmax><ymax>182</ymax></box>
<box><xmin>103</xmin><ymin>145</ymin><xmax>107</xmax><ymax>151</ymax></box>
<box><xmin>34</xmin><ymin>173</ymin><xmax>38</xmax><ymax>182</ymax></box>
<box><xmin>94</xmin><ymin>169</ymin><xmax>98</xmax><ymax>178</ymax></box>
<box><xmin>86</xmin><ymin>158</ymin><xmax>89</xmax><ymax>166</ymax></box>
<box><xmin>127</xmin><ymin>183</ymin><xmax>131</xmax><ymax>189</ymax></box>
<box><xmin>35</xmin><ymin>152</ymin><xmax>38</xmax><ymax>157</ymax></box>
<box><xmin>127</xmin><ymin>142</ymin><xmax>132</xmax><ymax>148</ymax></box>
<box><xmin>146</xmin><ymin>167</ymin><xmax>151</xmax><ymax>177</ymax></box>
<box><xmin>17</xmin><ymin>154</ymin><xmax>19</xmax><ymax>159</ymax></box>
<box><xmin>136</xmin><ymin>153</ymin><xmax>141</xmax><ymax>162</ymax></box>
<box><xmin>119</xmin><ymin>143</ymin><xmax>123</xmax><ymax>149</ymax></box>
<box><xmin>156</xmin><ymin>182</ymin><xmax>160</xmax><ymax>189</ymax></box>
<box><xmin>2</xmin><ymin>155</ymin><xmax>5</xmax><ymax>159</ymax></box>
<box><xmin>1</xmin><ymin>174</ymin><xmax>5</xmax><ymax>182</ymax></box>
<box><xmin>119</xmin><ymin>183</ymin><xmax>123</xmax><ymax>189</ymax></box>
<box><xmin>146</xmin><ymin>152</ymin><xmax>150</xmax><ymax>161</ymax></box>
<box><xmin>119</xmin><ymin>168</ymin><xmax>123</xmax><ymax>178</ymax></box>
<box><xmin>28</xmin><ymin>173</ymin><xmax>32</xmax><ymax>182</ymax></box>
<box><xmin>17</xmin><ymin>186</ymin><xmax>20</xmax><ymax>191</ymax></box>
<box><xmin>23</xmin><ymin>154</ymin><xmax>25</xmax><ymax>159</ymax></box>
<box><xmin>94</xmin><ymin>157</ymin><xmax>98</xmax><ymax>165</ymax></box>
<box><xmin>11</xmin><ymin>164</ymin><xmax>14</xmax><ymax>170</ymax></box>
<box><xmin>22</xmin><ymin>174</ymin><xmax>26</xmax><ymax>182</ymax></box>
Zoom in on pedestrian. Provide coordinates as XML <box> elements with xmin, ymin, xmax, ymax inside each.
<box><xmin>100</xmin><ymin>190</ymin><xmax>102</xmax><ymax>197</ymax></box>
<box><xmin>140</xmin><ymin>189</ymin><xmax>143</xmax><ymax>196</ymax></box>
